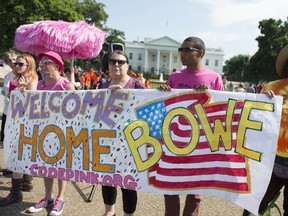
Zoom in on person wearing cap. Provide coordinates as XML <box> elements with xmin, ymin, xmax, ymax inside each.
<box><xmin>0</xmin><ymin>53</ymin><xmax>38</xmax><ymax>207</ymax></box>
<box><xmin>27</xmin><ymin>51</ymin><xmax>75</xmax><ymax>216</ymax></box>
<box><xmin>158</xmin><ymin>36</ymin><xmax>224</xmax><ymax>216</ymax></box>
<box><xmin>242</xmin><ymin>43</ymin><xmax>288</xmax><ymax>216</ymax></box>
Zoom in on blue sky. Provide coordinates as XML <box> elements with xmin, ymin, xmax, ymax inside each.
<box><xmin>97</xmin><ymin>0</ymin><xmax>288</xmax><ymax>61</ymax></box>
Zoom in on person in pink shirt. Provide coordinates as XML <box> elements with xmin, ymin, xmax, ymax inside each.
<box><xmin>0</xmin><ymin>53</ymin><xmax>38</xmax><ymax>207</ymax></box>
<box><xmin>27</xmin><ymin>51</ymin><xmax>74</xmax><ymax>216</ymax></box>
<box><xmin>158</xmin><ymin>36</ymin><xmax>224</xmax><ymax>216</ymax></box>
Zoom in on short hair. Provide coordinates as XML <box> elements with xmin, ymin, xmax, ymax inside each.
<box><xmin>183</xmin><ymin>37</ymin><xmax>206</xmax><ymax>52</ymax></box>
<box><xmin>2</xmin><ymin>50</ymin><xmax>18</xmax><ymax>63</ymax></box>
<box><xmin>109</xmin><ymin>50</ymin><xmax>129</xmax><ymax>64</ymax></box>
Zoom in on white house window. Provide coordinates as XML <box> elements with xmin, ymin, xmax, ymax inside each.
<box><xmin>215</xmin><ymin>59</ymin><xmax>218</xmax><ymax>67</ymax></box>
<box><xmin>152</xmin><ymin>55</ymin><xmax>156</xmax><ymax>62</ymax></box>
<box><xmin>205</xmin><ymin>59</ymin><xmax>209</xmax><ymax>66</ymax></box>
<box><xmin>163</xmin><ymin>56</ymin><xmax>167</xmax><ymax>62</ymax></box>
<box><xmin>138</xmin><ymin>53</ymin><xmax>142</xmax><ymax>61</ymax></box>
<box><xmin>129</xmin><ymin>53</ymin><xmax>133</xmax><ymax>60</ymax></box>
<box><xmin>138</xmin><ymin>66</ymin><xmax>141</xmax><ymax>71</ymax></box>
<box><xmin>174</xmin><ymin>56</ymin><xmax>177</xmax><ymax>63</ymax></box>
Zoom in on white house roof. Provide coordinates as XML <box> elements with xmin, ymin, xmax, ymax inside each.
<box><xmin>144</xmin><ymin>36</ymin><xmax>181</xmax><ymax>47</ymax></box>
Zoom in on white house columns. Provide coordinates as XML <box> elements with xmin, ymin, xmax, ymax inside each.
<box><xmin>169</xmin><ymin>51</ymin><xmax>173</xmax><ymax>73</ymax></box>
<box><xmin>144</xmin><ymin>49</ymin><xmax>148</xmax><ymax>71</ymax></box>
<box><xmin>156</xmin><ymin>50</ymin><xmax>161</xmax><ymax>74</ymax></box>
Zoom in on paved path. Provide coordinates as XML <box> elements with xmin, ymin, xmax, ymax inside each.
<box><xmin>0</xmin><ymin>90</ymin><xmax>283</xmax><ymax>216</ymax></box>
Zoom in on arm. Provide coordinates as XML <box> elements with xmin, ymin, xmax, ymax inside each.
<box><xmin>18</xmin><ymin>76</ymin><xmax>38</xmax><ymax>91</ymax></box>
<box><xmin>27</xmin><ymin>79</ymin><xmax>38</xmax><ymax>90</ymax></box>
<box><xmin>65</xmin><ymin>83</ymin><xmax>76</xmax><ymax>90</ymax></box>
<box><xmin>69</xmin><ymin>66</ymin><xmax>76</xmax><ymax>84</ymax></box>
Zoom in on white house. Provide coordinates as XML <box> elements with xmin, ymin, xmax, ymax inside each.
<box><xmin>125</xmin><ymin>36</ymin><xmax>224</xmax><ymax>75</ymax></box>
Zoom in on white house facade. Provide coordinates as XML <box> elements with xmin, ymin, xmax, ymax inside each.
<box><xmin>125</xmin><ymin>36</ymin><xmax>224</xmax><ymax>75</ymax></box>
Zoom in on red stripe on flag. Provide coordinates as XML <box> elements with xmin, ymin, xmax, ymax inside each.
<box><xmin>164</xmin><ymin>92</ymin><xmax>210</xmax><ymax>106</ymax></box>
<box><xmin>161</xmin><ymin>153</ymin><xmax>245</xmax><ymax>163</ymax></box>
<box><xmin>149</xmin><ymin>177</ymin><xmax>249</xmax><ymax>191</ymax></box>
<box><xmin>150</xmin><ymin>164</ymin><xmax>247</xmax><ymax>176</ymax></box>
<box><xmin>170</xmin><ymin>122</ymin><xmax>238</xmax><ymax>137</ymax></box>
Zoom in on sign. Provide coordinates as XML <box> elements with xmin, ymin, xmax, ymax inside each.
<box><xmin>4</xmin><ymin>89</ymin><xmax>283</xmax><ymax>214</ymax></box>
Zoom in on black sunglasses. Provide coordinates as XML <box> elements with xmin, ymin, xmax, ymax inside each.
<box><xmin>13</xmin><ymin>62</ymin><xmax>28</xmax><ymax>67</ymax></box>
<box><xmin>178</xmin><ymin>47</ymin><xmax>201</xmax><ymax>53</ymax></box>
<box><xmin>108</xmin><ymin>59</ymin><xmax>127</xmax><ymax>66</ymax></box>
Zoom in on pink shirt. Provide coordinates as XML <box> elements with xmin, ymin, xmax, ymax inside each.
<box><xmin>37</xmin><ymin>77</ymin><xmax>70</xmax><ymax>90</ymax></box>
<box><xmin>167</xmin><ymin>68</ymin><xmax>224</xmax><ymax>91</ymax></box>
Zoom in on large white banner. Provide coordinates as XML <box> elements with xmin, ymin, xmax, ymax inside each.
<box><xmin>4</xmin><ymin>89</ymin><xmax>282</xmax><ymax>214</ymax></box>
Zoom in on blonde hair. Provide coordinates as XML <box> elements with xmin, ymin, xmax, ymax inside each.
<box><xmin>15</xmin><ymin>53</ymin><xmax>38</xmax><ymax>81</ymax></box>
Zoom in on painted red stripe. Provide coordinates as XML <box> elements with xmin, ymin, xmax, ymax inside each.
<box><xmin>161</xmin><ymin>153</ymin><xmax>246</xmax><ymax>164</ymax></box>
<box><xmin>155</xmin><ymin>139</ymin><xmax>238</xmax><ymax>150</ymax></box>
<box><xmin>203</xmin><ymin>102</ymin><xmax>244</xmax><ymax>114</ymax></box>
<box><xmin>150</xmin><ymin>165</ymin><xmax>247</xmax><ymax>177</ymax></box>
<box><xmin>164</xmin><ymin>92</ymin><xmax>210</xmax><ymax>106</ymax></box>
<box><xmin>170</xmin><ymin>122</ymin><xmax>238</xmax><ymax>137</ymax></box>
<box><xmin>178</xmin><ymin>114</ymin><xmax>241</xmax><ymax>125</ymax></box>
<box><xmin>158</xmin><ymin>140</ymin><xmax>238</xmax><ymax>149</ymax></box>
<box><xmin>148</xmin><ymin>177</ymin><xmax>249</xmax><ymax>191</ymax></box>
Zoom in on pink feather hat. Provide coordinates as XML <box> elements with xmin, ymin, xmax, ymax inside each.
<box><xmin>37</xmin><ymin>51</ymin><xmax>64</xmax><ymax>72</ymax></box>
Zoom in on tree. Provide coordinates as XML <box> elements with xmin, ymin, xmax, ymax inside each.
<box><xmin>223</xmin><ymin>54</ymin><xmax>250</xmax><ymax>81</ymax></box>
<box><xmin>246</xmin><ymin>18</ymin><xmax>288</xmax><ymax>82</ymax></box>
<box><xmin>0</xmin><ymin>0</ymin><xmax>126</xmax><ymax>69</ymax></box>
<box><xmin>75</xmin><ymin>0</ymin><xmax>107</xmax><ymax>28</ymax></box>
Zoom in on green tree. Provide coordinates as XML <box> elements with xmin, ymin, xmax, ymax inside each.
<box><xmin>0</xmin><ymin>0</ymin><xmax>126</xmax><ymax>70</ymax></box>
<box><xmin>75</xmin><ymin>0</ymin><xmax>107</xmax><ymax>28</ymax></box>
<box><xmin>246</xmin><ymin>18</ymin><xmax>288</xmax><ymax>82</ymax></box>
<box><xmin>223</xmin><ymin>54</ymin><xmax>250</xmax><ymax>81</ymax></box>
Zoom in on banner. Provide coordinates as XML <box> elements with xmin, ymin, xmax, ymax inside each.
<box><xmin>4</xmin><ymin>89</ymin><xmax>282</xmax><ymax>214</ymax></box>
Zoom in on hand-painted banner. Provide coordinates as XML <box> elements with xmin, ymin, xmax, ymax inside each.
<box><xmin>4</xmin><ymin>89</ymin><xmax>282</xmax><ymax>214</ymax></box>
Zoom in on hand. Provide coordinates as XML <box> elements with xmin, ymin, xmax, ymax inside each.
<box><xmin>157</xmin><ymin>84</ymin><xmax>171</xmax><ymax>92</ymax></box>
<box><xmin>263</xmin><ymin>90</ymin><xmax>275</xmax><ymax>99</ymax></box>
<box><xmin>18</xmin><ymin>76</ymin><xmax>31</xmax><ymax>88</ymax></box>
<box><xmin>108</xmin><ymin>84</ymin><xmax>123</xmax><ymax>93</ymax></box>
<box><xmin>69</xmin><ymin>66</ymin><xmax>75</xmax><ymax>74</ymax></box>
<box><xmin>194</xmin><ymin>84</ymin><xmax>208</xmax><ymax>92</ymax></box>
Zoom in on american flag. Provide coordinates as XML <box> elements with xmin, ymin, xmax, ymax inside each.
<box><xmin>135</xmin><ymin>91</ymin><xmax>249</xmax><ymax>192</ymax></box>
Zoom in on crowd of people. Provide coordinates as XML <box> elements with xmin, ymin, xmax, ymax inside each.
<box><xmin>222</xmin><ymin>76</ymin><xmax>266</xmax><ymax>94</ymax></box>
<box><xmin>57</xmin><ymin>67</ymin><xmax>150</xmax><ymax>91</ymax></box>
<box><xmin>0</xmin><ymin>36</ymin><xmax>287</xmax><ymax>216</ymax></box>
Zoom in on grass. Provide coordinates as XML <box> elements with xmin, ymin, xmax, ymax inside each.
<box><xmin>150</xmin><ymin>80</ymin><xmax>166</xmax><ymax>89</ymax></box>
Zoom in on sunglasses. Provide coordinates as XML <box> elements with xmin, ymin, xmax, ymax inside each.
<box><xmin>39</xmin><ymin>59</ymin><xmax>55</xmax><ymax>65</ymax></box>
<box><xmin>178</xmin><ymin>47</ymin><xmax>201</xmax><ymax>53</ymax></box>
<box><xmin>13</xmin><ymin>62</ymin><xmax>28</xmax><ymax>67</ymax></box>
<box><xmin>108</xmin><ymin>59</ymin><xmax>127</xmax><ymax>66</ymax></box>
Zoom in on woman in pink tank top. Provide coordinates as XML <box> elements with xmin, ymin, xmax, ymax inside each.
<box><xmin>0</xmin><ymin>53</ymin><xmax>38</xmax><ymax>207</ymax></box>
<box><xmin>27</xmin><ymin>51</ymin><xmax>74</xmax><ymax>216</ymax></box>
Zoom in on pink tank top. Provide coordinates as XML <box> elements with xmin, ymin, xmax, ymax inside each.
<box><xmin>37</xmin><ymin>77</ymin><xmax>70</xmax><ymax>91</ymax></box>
